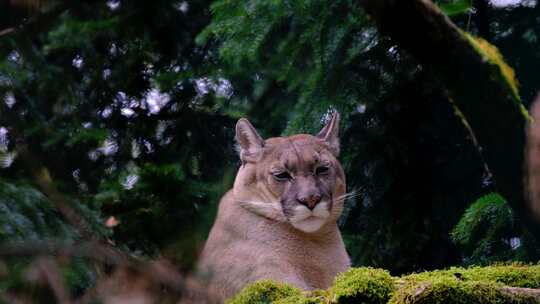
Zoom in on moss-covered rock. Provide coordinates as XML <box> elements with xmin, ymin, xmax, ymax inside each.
<box><xmin>330</xmin><ymin>267</ymin><xmax>395</xmax><ymax>303</ymax></box>
<box><xmin>228</xmin><ymin>264</ymin><xmax>540</xmax><ymax>303</ymax></box>
<box><xmin>402</xmin><ymin>264</ymin><xmax>540</xmax><ymax>288</ymax></box>
<box><xmin>390</xmin><ymin>278</ymin><xmax>538</xmax><ymax>304</ymax></box>
<box><xmin>226</xmin><ymin>280</ymin><xmax>301</xmax><ymax>304</ymax></box>
<box><xmin>390</xmin><ymin>264</ymin><xmax>540</xmax><ymax>304</ymax></box>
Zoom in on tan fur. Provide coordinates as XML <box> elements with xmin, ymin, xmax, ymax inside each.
<box><xmin>527</xmin><ymin>92</ymin><xmax>540</xmax><ymax>221</ymax></box>
<box><xmin>194</xmin><ymin>113</ymin><xmax>350</xmax><ymax>303</ymax></box>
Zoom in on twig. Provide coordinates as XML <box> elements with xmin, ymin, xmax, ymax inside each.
<box><xmin>0</xmin><ymin>27</ymin><xmax>15</xmax><ymax>37</ymax></box>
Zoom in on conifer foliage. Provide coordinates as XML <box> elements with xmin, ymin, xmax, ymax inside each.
<box><xmin>0</xmin><ymin>0</ymin><xmax>539</xmax><ymax>302</ymax></box>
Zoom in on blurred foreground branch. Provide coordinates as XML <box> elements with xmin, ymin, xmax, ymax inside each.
<box><xmin>0</xmin><ymin>240</ymin><xmax>185</xmax><ymax>303</ymax></box>
<box><xmin>25</xmin><ymin>258</ymin><xmax>71</xmax><ymax>304</ymax></box>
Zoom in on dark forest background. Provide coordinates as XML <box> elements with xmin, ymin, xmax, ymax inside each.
<box><xmin>1</xmin><ymin>0</ymin><xmax>540</xmax><ymax>301</ymax></box>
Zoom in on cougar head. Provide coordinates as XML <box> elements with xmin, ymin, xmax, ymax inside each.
<box><xmin>233</xmin><ymin>112</ymin><xmax>346</xmax><ymax>233</ymax></box>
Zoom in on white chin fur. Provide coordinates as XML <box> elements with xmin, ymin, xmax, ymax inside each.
<box><xmin>290</xmin><ymin>201</ymin><xmax>331</xmax><ymax>233</ymax></box>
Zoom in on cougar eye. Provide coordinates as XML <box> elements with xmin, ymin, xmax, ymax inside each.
<box><xmin>315</xmin><ymin>166</ymin><xmax>329</xmax><ymax>176</ymax></box>
<box><xmin>273</xmin><ymin>171</ymin><xmax>292</xmax><ymax>181</ymax></box>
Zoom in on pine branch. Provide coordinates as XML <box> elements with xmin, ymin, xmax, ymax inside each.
<box><xmin>0</xmin><ymin>240</ymin><xmax>186</xmax><ymax>300</ymax></box>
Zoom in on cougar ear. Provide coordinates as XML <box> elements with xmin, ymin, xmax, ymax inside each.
<box><xmin>316</xmin><ymin>111</ymin><xmax>340</xmax><ymax>156</ymax></box>
<box><xmin>236</xmin><ymin>118</ymin><xmax>264</xmax><ymax>163</ymax></box>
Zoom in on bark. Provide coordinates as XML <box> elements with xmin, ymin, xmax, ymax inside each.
<box><xmin>358</xmin><ymin>0</ymin><xmax>540</xmax><ymax>238</ymax></box>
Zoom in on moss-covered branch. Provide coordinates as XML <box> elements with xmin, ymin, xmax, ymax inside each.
<box><xmin>230</xmin><ymin>265</ymin><xmax>540</xmax><ymax>303</ymax></box>
<box><xmin>356</xmin><ymin>0</ymin><xmax>540</xmax><ymax>238</ymax></box>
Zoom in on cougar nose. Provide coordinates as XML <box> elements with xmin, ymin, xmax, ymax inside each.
<box><xmin>297</xmin><ymin>194</ymin><xmax>322</xmax><ymax>210</ymax></box>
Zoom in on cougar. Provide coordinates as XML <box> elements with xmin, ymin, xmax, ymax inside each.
<box><xmin>194</xmin><ymin>112</ymin><xmax>350</xmax><ymax>302</ymax></box>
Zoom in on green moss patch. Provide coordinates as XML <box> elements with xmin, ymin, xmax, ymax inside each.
<box><xmin>226</xmin><ymin>280</ymin><xmax>302</xmax><ymax>304</ymax></box>
<box><xmin>330</xmin><ymin>267</ymin><xmax>395</xmax><ymax>303</ymax></box>
<box><xmin>275</xmin><ymin>294</ymin><xmax>325</xmax><ymax>304</ymax></box>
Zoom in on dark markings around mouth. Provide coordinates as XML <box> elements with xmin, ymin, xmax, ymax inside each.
<box><xmin>281</xmin><ymin>199</ymin><xmax>294</xmax><ymax>217</ymax></box>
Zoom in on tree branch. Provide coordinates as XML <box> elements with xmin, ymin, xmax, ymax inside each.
<box><xmin>0</xmin><ymin>240</ymin><xmax>185</xmax><ymax>294</ymax></box>
<box><xmin>25</xmin><ymin>258</ymin><xmax>72</xmax><ymax>304</ymax></box>
<box><xmin>358</xmin><ymin>0</ymin><xmax>540</xmax><ymax>238</ymax></box>
<box><xmin>0</xmin><ymin>27</ymin><xmax>15</xmax><ymax>36</ymax></box>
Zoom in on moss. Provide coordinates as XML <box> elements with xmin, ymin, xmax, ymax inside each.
<box><xmin>390</xmin><ymin>278</ymin><xmax>536</xmax><ymax>304</ymax></box>
<box><xmin>275</xmin><ymin>293</ymin><xmax>325</xmax><ymax>304</ymax></box>
<box><xmin>226</xmin><ymin>280</ymin><xmax>302</xmax><ymax>304</ymax></box>
<box><xmin>390</xmin><ymin>264</ymin><xmax>540</xmax><ymax>304</ymax></box>
<box><xmin>462</xmin><ymin>32</ymin><xmax>519</xmax><ymax>100</ymax></box>
<box><xmin>461</xmin><ymin>31</ymin><xmax>531</xmax><ymax>122</ymax></box>
<box><xmin>228</xmin><ymin>264</ymin><xmax>540</xmax><ymax>303</ymax></box>
<box><xmin>329</xmin><ymin>267</ymin><xmax>395</xmax><ymax>304</ymax></box>
<box><xmin>402</xmin><ymin>263</ymin><xmax>540</xmax><ymax>288</ymax></box>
